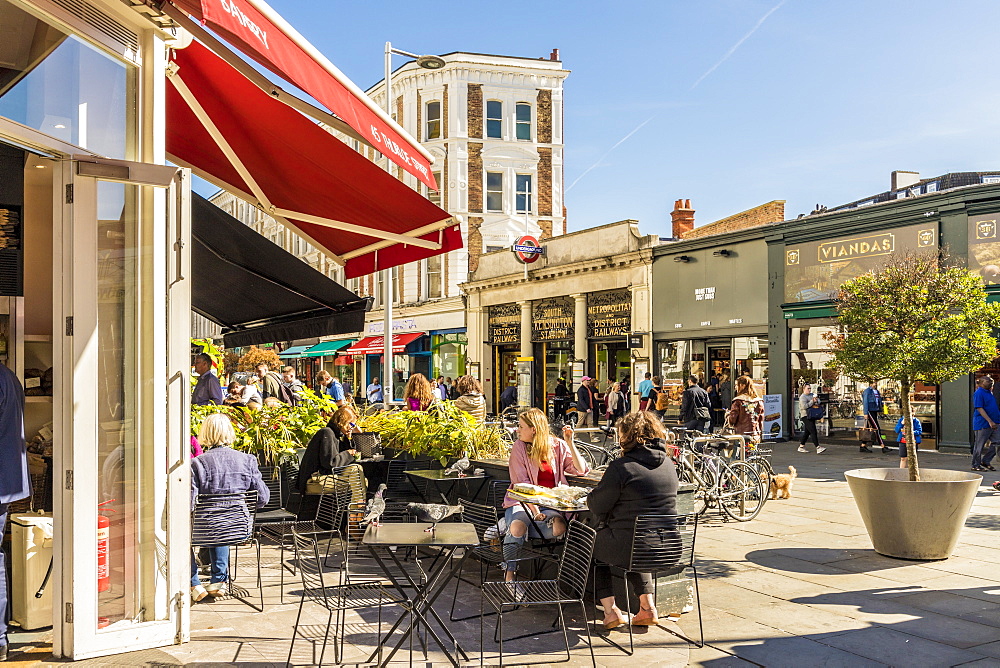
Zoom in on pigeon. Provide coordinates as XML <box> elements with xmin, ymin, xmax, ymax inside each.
<box><xmin>444</xmin><ymin>455</ymin><xmax>471</xmax><ymax>477</ymax></box>
<box><xmin>360</xmin><ymin>484</ymin><xmax>387</xmax><ymax>528</ymax></box>
<box><xmin>472</xmin><ymin>468</ymin><xmax>485</xmax><ymax>476</ymax></box>
<box><xmin>406</xmin><ymin>502</ymin><xmax>464</xmax><ymax>532</ymax></box>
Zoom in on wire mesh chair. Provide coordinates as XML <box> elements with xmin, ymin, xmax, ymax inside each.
<box><xmin>351</xmin><ymin>432</ymin><xmax>382</xmax><ymax>458</ymax></box>
<box><xmin>253</xmin><ymin>465</ymin><xmax>298</xmax><ymax>525</ymax></box>
<box><xmin>598</xmin><ymin>513</ymin><xmax>702</xmax><ymax>654</ymax></box>
<box><xmin>480</xmin><ymin>520</ymin><xmax>597</xmax><ymax>667</ymax></box>
<box><xmin>260</xmin><ymin>464</ymin><xmax>364</xmax><ymax>600</ymax></box>
<box><xmin>286</xmin><ymin>527</ymin><xmax>404</xmax><ymax>667</ymax></box>
<box><xmin>191</xmin><ymin>490</ymin><xmax>263</xmax><ymax>611</ymax></box>
<box><xmin>449</xmin><ymin>499</ymin><xmax>556</xmax><ymax>622</ymax></box>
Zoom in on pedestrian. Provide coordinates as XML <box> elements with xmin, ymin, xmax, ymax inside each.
<box><xmin>553</xmin><ymin>376</ymin><xmax>570</xmax><ymax>419</ymax></box>
<box><xmin>650</xmin><ymin>376</ymin><xmax>667</xmax><ymax>419</ymax></box>
<box><xmin>191</xmin><ymin>352</ymin><xmax>224</xmax><ymax>406</ymax></box>
<box><xmin>797</xmin><ymin>383</ymin><xmax>826</xmax><ymax>454</ymax></box>
<box><xmin>436</xmin><ymin>376</ymin><xmax>449</xmax><ymax>401</ymax></box>
<box><xmin>619</xmin><ymin>375</ymin><xmax>631</xmax><ymax>413</ymax></box>
<box><xmin>895</xmin><ymin>414</ymin><xmax>922</xmax><ymax>469</ymax></box>
<box><xmin>724</xmin><ymin>375</ymin><xmax>765</xmax><ymax>446</ymax></box>
<box><xmin>0</xmin><ymin>362</ymin><xmax>29</xmax><ymax>661</ymax></box>
<box><xmin>605</xmin><ymin>381</ymin><xmax>626</xmax><ymax>427</ymax></box>
<box><xmin>499</xmin><ymin>383</ymin><xmax>518</xmax><ymax>412</ymax></box>
<box><xmin>280</xmin><ymin>366</ymin><xmax>305</xmax><ymax>405</ymax></box>
<box><xmin>255</xmin><ymin>361</ymin><xmax>283</xmax><ymax>402</ymax></box>
<box><xmin>971</xmin><ymin>376</ymin><xmax>999</xmax><ymax>472</ymax></box>
<box><xmin>324</xmin><ymin>371</ymin><xmax>347</xmax><ymax>407</ymax></box>
<box><xmin>680</xmin><ymin>374</ymin><xmax>712</xmax><ymax>432</ymax></box>
<box><xmin>637</xmin><ymin>372</ymin><xmax>653</xmax><ymax>411</ymax></box>
<box><xmin>707</xmin><ymin>371</ymin><xmax>724</xmax><ymax>429</ymax></box>
<box><xmin>403</xmin><ymin>373</ymin><xmax>435</xmax><ymax>411</ymax></box>
<box><xmin>454</xmin><ymin>375</ymin><xmax>487</xmax><ymax>423</ymax></box>
<box><xmin>861</xmin><ymin>380</ymin><xmax>886</xmax><ymax>454</ymax></box>
<box><xmin>576</xmin><ymin>376</ymin><xmax>597</xmax><ymax>427</ymax></box>
<box><xmin>366</xmin><ymin>376</ymin><xmax>384</xmax><ymax>404</ymax></box>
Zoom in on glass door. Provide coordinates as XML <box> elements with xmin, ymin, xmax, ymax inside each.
<box><xmin>54</xmin><ymin>157</ymin><xmax>187</xmax><ymax>659</ymax></box>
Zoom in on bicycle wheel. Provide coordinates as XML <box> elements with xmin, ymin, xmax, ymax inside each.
<box><xmin>720</xmin><ymin>461</ymin><xmax>767</xmax><ymax>521</ymax></box>
<box><xmin>690</xmin><ymin>464</ymin><xmax>715</xmax><ymax>516</ymax></box>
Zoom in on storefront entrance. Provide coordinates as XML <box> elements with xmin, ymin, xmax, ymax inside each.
<box><xmin>493</xmin><ymin>345</ymin><xmax>519</xmax><ymax>411</ymax></box>
<box><xmin>591</xmin><ymin>339</ymin><xmax>630</xmax><ymax>386</ymax></box>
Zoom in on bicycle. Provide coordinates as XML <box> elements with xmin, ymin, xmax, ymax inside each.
<box><xmin>673</xmin><ymin>430</ymin><xmax>768</xmax><ymax>521</ymax></box>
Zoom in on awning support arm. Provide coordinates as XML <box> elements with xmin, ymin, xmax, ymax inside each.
<box><xmin>342</xmin><ymin>218</ymin><xmax>454</xmax><ymax>260</ymax></box>
<box><xmin>167</xmin><ymin>69</ymin><xmax>442</xmax><ymax>252</ymax></box>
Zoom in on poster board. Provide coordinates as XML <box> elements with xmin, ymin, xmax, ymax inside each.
<box><xmin>763</xmin><ymin>394</ymin><xmax>783</xmax><ymax>440</ymax></box>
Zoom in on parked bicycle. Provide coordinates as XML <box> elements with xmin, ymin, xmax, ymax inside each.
<box><xmin>671</xmin><ymin>428</ymin><xmax>768</xmax><ymax>521</ymax></box>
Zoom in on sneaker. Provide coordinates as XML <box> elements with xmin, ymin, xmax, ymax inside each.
<box><xmin>860</xmin><ymin>446</ymin><xmax>872</xmax><ymax>453</ymax></box>
<box><xmin>882</xmin><ymin>447</ymin><xmax>891</xmax><ymax>454</ymax></box>
<box><xmin>972</xmin><ymin>466</ymin><xmax>987</xmax><ymax>472</ymax></box>
<box><xmin>206</xmin><ymin>582</ymin><xmax>228</xmax><ymax>597</ymax></box>
<box><xmin>506</xmin><ymin>581</ymin><xmax>527</xmax><ymax>602</ymax></box>
<box><xmin>191</xmin><ymin>585</ymin><xmax>208</xmax><ymax>602</ymax></box>
<box><xmin>816</xmin><ymin>447</ymin><xmax>827</xmax><ymax>454</ymax></box>
<box><xmin>985</xmin><ymin>465</ymin><xmax>996</xmax><ymax>471</ymax></box>
<box><xmin>797</xmin><ymin>445</ymin><xmax>808</xmax><ymax>453</ymax></box>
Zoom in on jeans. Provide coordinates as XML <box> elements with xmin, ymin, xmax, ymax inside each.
<box><xmin>973</xmin><ymin>426</ymin><xmax>999</xmax><ymax>468</ymax></box>
<box><xmin>191</xmin><ymin>546</ymin><xmax>230</xmax><ymax>587</ymax></box>
<box><xmin>799</xmin><ymin>417</ymin><xmax>820</xmax><ymax>448</ymax></box>
<box><xmin>502</xmin><ymin>505</ymin><xmax>562</xmax><ymax>573</ymax></box>
<box><xmin>684</xmin><ymin>419</ymin><xmax>710</xmax><ymax>433</ymax></box>
<box><xmin>0</xmin><ymin>503</ymin><xmax>7</xmax><ymax>647</ymax></box>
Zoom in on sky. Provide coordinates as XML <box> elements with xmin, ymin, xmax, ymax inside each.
<box><xmin>211</xmin><ymin>0</ymin><xmax>1000</xmax><ymax>238</ymax></box>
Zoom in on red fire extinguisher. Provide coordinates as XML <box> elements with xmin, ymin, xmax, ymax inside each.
<box><xmin>97</xmin><ymin>500</ymin><xmax>115</xmax><ymax>593</ymax></box>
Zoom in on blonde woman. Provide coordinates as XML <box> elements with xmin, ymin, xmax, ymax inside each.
<box><xmin>403</xmin><ymin>373</ymin><xmax>435</xmax><ymax>411</ymax></box>
<box><xmin>190</xmin><ymin>414</ymin><xmax>269</xmax><ymax>601</ymax></box>
<box><xmin>503</xmin><ymin>408</ymin><xmax>589</xmax><ymax>584</ymax></box>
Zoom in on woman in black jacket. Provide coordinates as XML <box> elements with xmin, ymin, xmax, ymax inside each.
<box><xmin>296</xmin><ymin>406</ymin><xmax>359</xmax><ymax>492</ymax></box>
<box><xmin>587</xmin><ymin>411</ymin><xmax>678</xmax><ymax>629</ymax></box>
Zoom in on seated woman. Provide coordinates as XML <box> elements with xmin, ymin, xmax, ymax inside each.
<box><xmin>296</xmin><ymin>406</ymin><xmax>361</xmax><ymax>493</ymax></box>
<box><xmin>587</xmin><ymin>411</ymin><xmax>678</xmax><ymax>628</ymax></box>
<box><xmin>503</xmin><ymin>408</ymin><xmax>589</xmax><ymax>584</ymax></box>
<box><xmin>453</xmin><ymin>375</ymin><xmax>487</xmax><ymax>424</ymax></box>
<box><xmin>403</xmin><ymin>373</ymin><xmax>435</xmax><ymax>411</ymax></box>
<box><xmin>190</xmin><ymin>414</ymin><xmax>270</xmax><ymax>601</ymax></box>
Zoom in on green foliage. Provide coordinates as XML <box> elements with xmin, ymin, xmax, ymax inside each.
<box><xmin>830</xmin><ymin>251</ymin><xmax>1000</xmax><ymax>480</ymax></box>
<box><xmin>356</xmin><ymin>401</ymin><xmax>511</xmax><ymax>466</ymax></box>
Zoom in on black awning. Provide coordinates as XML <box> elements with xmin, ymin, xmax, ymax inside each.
<box><xmin>192</xmin><ymin>193</ymin><xmax>371</xmax><ymax>348</ymax></box>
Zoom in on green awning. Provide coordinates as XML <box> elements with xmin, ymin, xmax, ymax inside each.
<box><xmin>277</xmin><ymin>345</ymin><xmax>311</xmax><ymax>358</ymax></box>
<box><xmin>301</xmin><ymin>339</ymin><xmax>355</xmax><ymax>357</ymax></box>
<box><xmin>986</xmin><ymin>291</ymin><xmax>1000</xmax><ymax>304</ymax></box>
<box><xmin>782</xmin><ymin>302</ymin><xmax>838</xmax><ymax>319</ymax></box>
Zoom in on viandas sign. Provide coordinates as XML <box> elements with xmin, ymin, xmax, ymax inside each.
<box><xmin>784</xmin><ymin>223</ymin><xmax>937</xmax><ymax>302</ymax></box>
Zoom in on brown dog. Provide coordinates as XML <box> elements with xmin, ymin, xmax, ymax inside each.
<box><xmin>769</xmin><ymin>465</ymin><xmax>797</xmax><ymax>499</ymax></box>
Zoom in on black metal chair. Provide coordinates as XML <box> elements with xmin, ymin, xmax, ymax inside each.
<box><xmin>449</xmin><ymin>499</ymin><xmax>557</xmax><ymax>622</ymax></box>
<box><xmin>480</xmin><ymin>520</ymin><xmax>597</xmax><ymax>667</ymax></box>
<box><xmin>260</xmin><ymin>464</ymin><xmax>364</xmax><ymax>600</ymax></box>
<box><xmin>191</xmin><ymin>490</ymin><xmax>263</xmax><ymax>611</ymax></box>
<box><xmin>598</xmin><ymin>513</ymin><xmax>702</xmax><ymax>654</ymax></box>
<box><xmin>253</xmin><ymin>464</ymin><xmax>298</xmax><ymax>525</ymax></box>
<box><xmin>286</xmin><ymin>527</ymin><xmax>404</xmax><ymax>666</ymax></box>
<box><xmin>351</xmin><ymin>431</ymin><xmax>382</xmax><ymax>458</ymax></box>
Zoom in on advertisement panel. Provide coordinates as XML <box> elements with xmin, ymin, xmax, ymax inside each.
<box><xmin>967</xmin><ymin>213</ymin><xmax>1000</xmax><ymax>285</ymax></box>
<box><xmin>763</xmin><ymin>394</ymin><xmax>783</xmax><ymax>441</ymax></box>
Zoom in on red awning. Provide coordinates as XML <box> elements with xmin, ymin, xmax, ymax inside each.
<box><xmin>167</xmin><ymin>0</ymin><xmax>436</xmax><ymax>190</ymax></box>
<box><xmin>344</xmin><ymin>333</ymin><xmax>424</xmax><ymax>356</ymax></box>
<box><xmin>166</xmin><ymin>41</ymin><xmax>462</xmax><ymax>279</ymax></box>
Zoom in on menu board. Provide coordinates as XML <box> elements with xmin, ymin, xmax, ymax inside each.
<box><xmin>784</xmin><ymin>223</ymin><xmax>937</xmax><ymax>302</ymax></box>
<box><xmin>763</xmin><ymin>394</ymin><xmax>783</xmax><ymax>440</ymax></box>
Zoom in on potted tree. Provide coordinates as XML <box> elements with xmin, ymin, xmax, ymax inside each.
<box><xmin>829</xmin><ymin>251</ymin><xmax>1000</xmax><ymax>559</ymax></box>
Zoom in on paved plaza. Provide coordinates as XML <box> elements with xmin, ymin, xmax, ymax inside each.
<box><xmin>6</xmin><ymin>443</ymin><xmax>1000</xmax><ymax>667</ymax></box>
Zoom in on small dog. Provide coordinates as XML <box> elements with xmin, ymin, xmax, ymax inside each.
<box><xmin>768</xmin><ymin>465</ymin><xmax>797</xmax><ymax>499</ymax></box>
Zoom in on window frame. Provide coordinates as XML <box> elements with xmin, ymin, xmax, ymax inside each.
<box><xmin>425</xmin><ymin>254</ymin><xmax>443</xmax><ymax>299</ymax></box>
<box><xmin>515</xmin><ymin>102</ymin><xmax>532</xmax><ymax>141</ymax></box>
<box><xmin>515</xmin><ymin>173</ymin><xmax>533</xmax><ymax>214</ymax></box>
<box><xmin>486</xmin><ymin>171</ymin><xmax>504</xmax><ymax>212</ymax></box>
<box><xmin>428</xmin><ymin>170</ymin><xmax>443</xmax><ymax>206</ymax></box>
<box><xmin>425</xmin><ymin>100</ymin><xmax>441</xmax><ymax>140</ymax></box>
<box><xmin>486</xmin><ymin>99</ymin><xmax>503</xmax><ymax>139</ymax></box>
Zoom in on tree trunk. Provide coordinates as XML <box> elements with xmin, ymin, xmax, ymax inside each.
<box><xmin>900</xmin><ymin>379</ymin><xmax>920</xmax><ymax>482</ymax></box>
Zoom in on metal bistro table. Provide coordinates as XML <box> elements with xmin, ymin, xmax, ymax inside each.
<box><xmin>362</xmin><ymin>522</ymin><xmax>479</xmax><ymax>667</ymax></box>
<box><xmin>404</xmin><ymin>468</ymin><xmax>490</xmax><ymax>504</ymax></box>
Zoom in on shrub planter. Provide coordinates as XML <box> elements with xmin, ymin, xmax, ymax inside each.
<box><xmin>845</xmin><ymin>468</ymin><xmax>982</xmax><ymax>560</ymax></box>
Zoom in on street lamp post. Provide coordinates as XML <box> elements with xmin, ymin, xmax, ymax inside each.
<box><xmin>380</xmin><ymin>42</ymin><xmax>445</xmax><ymax>405</ymax></box>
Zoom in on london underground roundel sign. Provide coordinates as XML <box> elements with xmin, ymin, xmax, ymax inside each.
<box><xmin>512</xmin><ymin>235</ymin><xmax>543</xmax><ymax>263</ymax></box>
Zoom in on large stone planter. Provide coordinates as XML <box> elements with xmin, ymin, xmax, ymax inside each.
<box><xmin>845</xmin><ymin>468</ymin><xmax>982</xmax><ymax>560</ymax></box>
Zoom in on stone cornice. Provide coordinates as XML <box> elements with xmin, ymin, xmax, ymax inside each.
<box><xmin>461</xmin><ymin>248</ymin><xmax>654</xmax><ymax>294</ymax></box>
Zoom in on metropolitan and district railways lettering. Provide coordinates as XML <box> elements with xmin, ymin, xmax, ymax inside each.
<box><xmin>587</xmin><ymin>289</ymin><xmax>632</xmax><ymax>338</ymax></box>
<box><xmin>488</xmin><ymin>304</ymin><xmax>520</xmax><ymax>344</ymax></box>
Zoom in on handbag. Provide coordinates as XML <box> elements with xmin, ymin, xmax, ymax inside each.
<box><xmin>858</xmin><ymin>427</ymin><xmax>876</xmax><ymax>443</ymax></box>
<box><xmin>695</xmin><ymin>406</ymin><xmax>712</xmax><ymax>420</ymax></box>
<box><xmin>806</xmin><ymin>404</ymin><xmax>825</xmax><ymax>420</ymax></box>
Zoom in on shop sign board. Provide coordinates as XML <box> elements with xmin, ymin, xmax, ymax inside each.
<box><xmin>487</xmin><ymin>303</ymin><xmax>520</xmax><ymax>344</ymax></box>
<box><xmin>629</xmin><ymin>333</ymin><xmax>644</xmax><ymax>348</ymax></box>
<box><xmin>532</xmin><ymin>296</ymin><xmax>574</xmax><ymax>342</ymax></box>
<box><xmin>968</xmin><ymin>213</ymin><xmax>1000</xmax><ymax>285</ymax></box>
<box><xmin>587</xmin><ymin>289</ymin><xmax>631</xmax><ymax>338</ymax></box>
<box><xmin>763</xmin><ymin>394</ymin><xmax>783</xmax><ymax>440</ymax></box>
<box><xmin>784</xmin><ymin>222</ymin><xmax>937</xmax><ymax>302</ymax></box>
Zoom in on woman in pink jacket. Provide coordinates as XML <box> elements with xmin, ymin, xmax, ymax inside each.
<box><xmin>503</xmin><ymin>408</ymin><xmax>589</xmax><ymax>584</ymax></box>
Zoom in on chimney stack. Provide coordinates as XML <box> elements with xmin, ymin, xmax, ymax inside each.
<box><xmin>671</xmin><ymin>199</ymin><xmax>695</xmax><ymax>239</ymax></box>
<box><xmin>891</xmin><ymin>170</ymin><xmax>920</xmax><ymax>191</ymax></box>
<box><xmin>549</xmin><ymin>48</ymin><xmax>560</xmax><ymax>61</ymax></box>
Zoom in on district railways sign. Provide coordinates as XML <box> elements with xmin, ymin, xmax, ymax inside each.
<box><xmin>512</xmin><ymin>235</ymin><xmax>544</xmax><ymax>263</ymax></box>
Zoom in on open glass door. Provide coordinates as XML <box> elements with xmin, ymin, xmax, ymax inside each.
<box><xmin>53</xmin><ymin>156</ymin><xmax>189</xmax><ymax>660</ymax></box>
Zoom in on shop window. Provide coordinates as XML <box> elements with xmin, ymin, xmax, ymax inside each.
<box><xmin>515</xmin><ymin>103</ymin><xmax>532</xmax><ymax>141</ymax></box>
<box><xmin>486</xmin><ymin>100</ymin><xmax>503</xmax><ymax>138</ymax></box>
<box><xmin>486</xmin><ymin>171</ymin><xmax>503</xmax><ymax>212</ymax></box>
<box><xmin>515</xmin><ymin>174</ymin><xmax>532</xmax><ymax>213</ymax></box>
<box><xmin>425</xmin><ymin>254</ymin><xmax>443</xmax><ymax>299</ymax></box>
<box><xmin>425</xmin><ymin>100</ymin><xmax>441</xmax><ymax>139</ymax></box>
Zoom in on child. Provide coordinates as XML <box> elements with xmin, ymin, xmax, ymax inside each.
<box><xmin>894</xmin><ymin>415</ymin><xmax>922</xmax><ymax>469</ymax></box>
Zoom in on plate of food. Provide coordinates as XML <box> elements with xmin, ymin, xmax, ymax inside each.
<box><xmin>507</xmin><ymin>483</ymin><xmax>589</xmax><ymax>511</ymax></box>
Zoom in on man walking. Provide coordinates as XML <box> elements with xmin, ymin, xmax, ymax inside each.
<box><xmin>637</xmin><ymin>372</ymin><xmax>654</xmax><ymax>411</ymax></box>
<box><xmin>0</xmin><ymin>362</ymin><xmax>29</xmax><ymax>661</ymax></box>
<box><xmin>679</xmin><ymin>374</ymin><xmax>712</xmax><ymax>432</ymax></box>
<box><xmin>191</xmin><ymin>353</ymin><xmax>224</xmax><ymax>406</ymax></box>
<box><xmin>576</xmin><ymin>376</ymin><xmax>597</xmax><ymax>427</ymax></box>
<box><xmin>366</xmin><ymin>377</ymin><xmax>383</xmax><ymax>404</ymax></box>
<box><xmin>861</xmin><ymin>380</ymin><xmax>886</xmax><ymax>454</ymax></box>
<box><xmin>972</xmin><ymin>376</ymin><xmax>999</xmax><ymax>472</ymax></box>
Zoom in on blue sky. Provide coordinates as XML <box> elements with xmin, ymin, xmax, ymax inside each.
<box><xmin>219</xmin><ymin>0</ymin><xmax>1000</xmax><ymax>237</ymax></box>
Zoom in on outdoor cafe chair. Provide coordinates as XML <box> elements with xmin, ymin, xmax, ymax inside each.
<box><xmin>480</xmin><ymin>520</ymin><xmax>597</xmax><ymax>667</ymax></box>
<box><xmin>191</xmin><ymin>490</ymin><xmax>263</xmax><ymax>611</ymax></box>
<box><xmin>449</xmin><ymin>498</ymin><xmax>557</xmax><ymax>622</ymax></box>
<box><xmin>596</xmin><ymin>513</ymin><xmax>703</xmax><ymax>655</ymax></box>
<box><xmin>287</xmin><ymin>527</ymin><xmax>404</xmax><ymax>667</ymax></box>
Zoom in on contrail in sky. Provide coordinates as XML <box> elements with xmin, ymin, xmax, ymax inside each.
<box><xmin>566</xmin><ymin>1</ymin><xmax>786</xmax><ymax>193</ymax></box>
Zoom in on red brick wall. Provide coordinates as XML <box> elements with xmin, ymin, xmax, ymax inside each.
<box><xmin>538</xmin><ymin>146</ymin><xmax>552</xmax><ymax>216</ymax></box>
<box><xmin>415</xmin><ymin>92</ymin><xmax>421</xmax><ymax>142</ymax></box>
<box><xmin>468</xmin><ymin>83</ymin><xmax>483</xmax><ymax>139</ymax></box>
<box><xmin>468</xmin><ymin>216</ymin><xmax>484</xmax><ymax>272</ymax></box>
<box><xmin>468</xmin><ymin>142</ymin><xmax>483</xmax><ymax>212</ymax></box>
<box><xmin>683</xmin><ymin>200</ymin><xmax>786</xmax><ymax>239</ymax></box>
<box><xmin>442</xmin><ymin>84</ymin><xmax>449</xmax><ymax>138</ymax></box>
<box><xmin>537</xmin><ymin>89</ymin><xmax>552</xmax><ymax>144</ymax></box>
